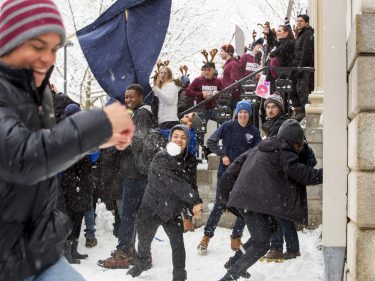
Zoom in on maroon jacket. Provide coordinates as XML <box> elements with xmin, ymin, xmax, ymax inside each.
<box><xmin>239</xmin><ymin>53</ymin><xmax>260</xmax><ymax>78</ymax></box>
<box><xmin>221</xmin><ymin>57</ymin><xmax>241</xmax><ymax>101</ymax></box>
<box><xmin>185</xmin><ymin>76</ymin><xmax>224</xmax><ymax>110</ymax></box>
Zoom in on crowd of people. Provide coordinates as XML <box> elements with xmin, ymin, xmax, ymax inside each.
<box><xmin>0</xmin><ymin>1</ymin><xmax>320</xmax><ymax>281</ymax></box>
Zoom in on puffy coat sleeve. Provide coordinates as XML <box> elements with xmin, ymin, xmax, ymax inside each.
<box><xmin>281</xmin><ymin>150</ymin><xmax>323</xmax><ymax>186</ymax></box>
<box><xmin>219</xmin><ymin>150</ymin><xmax>249</xmax><ymax>203</ymax></box>
<box><xmin>0</xmin><ymin>107</ymin><xmax>112</xmax><ymax>185</ymax></box>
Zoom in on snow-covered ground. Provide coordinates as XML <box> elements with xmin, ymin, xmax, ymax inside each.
<box><xmin>74</xmin><ymin>203</ymin><xmax>323</xmax><ymax>281</ymax></box>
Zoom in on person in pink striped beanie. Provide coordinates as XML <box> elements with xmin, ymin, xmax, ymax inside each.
<box><xmin>0</xmin><ymin>1</ymin><xmax>136</xmax><ymax>281</ymax></box>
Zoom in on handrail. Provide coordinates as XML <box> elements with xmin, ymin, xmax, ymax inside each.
<box><xmin>178</xmin><ymin>66</ymin><xmax>269</xmax><ymax>117</ymax></box>
<box><xmin>178</xmin><ymin>66</ymin><xmax>315</xmax><ymax>117</ymax></box>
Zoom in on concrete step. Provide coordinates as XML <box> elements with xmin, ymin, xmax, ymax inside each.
<box><xmin>306</xmin><ymin>113</ymin><xmax>322</xmax><ymax>128</ymax></box>
<box><xmin>307</xmin><ymin>184</ymin><xmax>323</xmax><ymax>200</ymax></box>
<box><xmin>207</xmin><ymin>154</ymin><xmax>220</xmax><ymax>170</ymax></box>
<box><xmin>309</xmin><ymin>143</ymin><xmax>323</xmax><ymax>159</ymax></box>
<box><xmin>197</xmin><ymin>169</ymin><xmax>217</xmax><ymax>186</ymax></box>
<box><xmin>304</xmin><ymin>127</ymin><xmax>323</xmax><ymax>143</ymax></box>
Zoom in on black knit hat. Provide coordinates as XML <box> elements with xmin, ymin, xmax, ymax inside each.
<box><xmin>278</xmin><ymin>119</ymin><xmax>304</xmax><ymax>145</ymax></box>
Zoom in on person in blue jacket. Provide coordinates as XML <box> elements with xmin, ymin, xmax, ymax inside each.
<box><xmin>197</xmin><ymin>100</ymin><xmax>261</xmax><ymax>257</ymax></box>
<box><xmin>159</xmin><ymin>111</ymin><xmax>202</xmax><ymax>156</ymax></box>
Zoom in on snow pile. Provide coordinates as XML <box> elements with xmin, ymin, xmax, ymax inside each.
<box><xmin>74</xmin><ymin>203</ymin><xmax>323</xmax><ymax>281</ymax></box>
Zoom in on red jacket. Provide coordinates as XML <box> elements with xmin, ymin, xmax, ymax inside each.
<box><xmin>239</xmin><ymin>53</ymin><xmax>260</xmax><ymax>78</ymax></box>
<box><xmin>185</xmin><ymin>76</ymin><xmax>224</xmax><ymax>110</ymax></box>
<box><xmin>221</xmin><ymin>57</ymin><xmax>241</xmax><ymax>101</ymax></box>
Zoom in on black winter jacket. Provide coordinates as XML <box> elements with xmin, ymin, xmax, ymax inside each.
<box><xmin>95</xmin><ymin>147</ymin><xmax>123</xmax><ymax>202</ymax></box>
<box><xmin>141</xmin><ymin>150</ymin><xmax>201</xmax><ymax>223</ymax></box>
<box><xmin>294</xmin><ymin>26</ymin><xmax>314</xmax><ymax>67</ymax></box>
<box><xmin>0</xmin><ymin>62</ymin><xmax>112</xmax><ymax>280</ymax></box>
<box><xmin>52</xmin><ymin>91</ymin><xmax>79</xmax><ymax>123</ymax></box>
<box><xmin>220</xmin><ymin>137</ymin><xmax>322</xmax><ymax>224</ymax></box>
<box><xmin>269</xmin><ymin>37</ymin><xmax>295</xmax><ymax>67</ymax></box>
<box><xmin>261</xmin><ymin>113</ymin><xmax>288</xmax><ymax>137</ymax></box>
<box><xmin>61</xmin><ymin>156</ymin><xmax>94</xmax><ymax>213</ymax></box>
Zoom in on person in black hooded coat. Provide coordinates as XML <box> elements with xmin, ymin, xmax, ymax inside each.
<box><xmin>0</xmin><ymin>1</ymin><xmax>135</xmax><ymax>280</ymax></box>
<box><xmin>218</xmin><ymin>120</ymin><xmax>322</xmax><ymax>281</ymax></box>
<box><xmin>127</xmin><ymin>125</ymin><xmax>203</xmax><ymax>281</ymax></box>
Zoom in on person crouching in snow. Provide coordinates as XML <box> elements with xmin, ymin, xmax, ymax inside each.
<box><xmin>127</xmin><ymin>124</ymin><xmax>203</xmax><ymax>281</ymax></box>
<box><xmin>218</xmin><ymin>119</ymin><xmax>323</xmax><ymax>281</ymax></box>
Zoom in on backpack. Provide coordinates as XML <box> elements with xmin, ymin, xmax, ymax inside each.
<box><xmin>133</xmin><ymin>128</ymin><xmax>167</xmax><ymax>175</ymax></box>
<box><xmin>177</xmin><ymin>89</ymin><xmax>194</xmax><ymax>115</ymax></box>
<box><xmin>144</xmin><ymin>91</ymin><xmax>159</xmax><ymax>119</ymax></box>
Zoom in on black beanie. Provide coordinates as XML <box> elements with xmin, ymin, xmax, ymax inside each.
<box><xmin>278</xmin><ymin>119</ymin><xmax>304</xmax><ymax>145</ymax></box>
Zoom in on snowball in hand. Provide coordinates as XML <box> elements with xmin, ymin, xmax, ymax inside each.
<box><xmin>166</xmin><ymin>142</ymin><xmax>181</xmax><ymax>156</ymax></box>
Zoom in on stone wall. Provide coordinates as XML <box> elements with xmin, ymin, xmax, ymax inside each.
<box><xmin>346</xmin><ymin>11</ymin><xmax>375</xmax><ymax>281</ymax></box>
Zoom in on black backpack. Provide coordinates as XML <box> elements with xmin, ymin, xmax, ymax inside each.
<box><xmin>133</xmin><ymin>128</ymin><xmax>167</xmax><ymax>175</ymax></box>
<box><xmin>177</xmin><ymin>89</ymin><xmax>194</xmax><ymax>115</ymax></box>
<box><xmin>144</xmin><ymin>91</ymin><xmax>159</xmax><ymax>119</ymax></box>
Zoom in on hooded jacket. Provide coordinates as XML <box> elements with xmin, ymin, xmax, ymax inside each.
<box><xmin>140</xmin><ymin>125</ymin><xmax>201</xmax><ymax>223</ymax></box>
<box><xmin>0</xmin><ymin>62</ymin><xmax>112</xmax><ymax>280</ymax></box>
<box><xmin>220</xmin><ymin>136</ymin><xmax>322</xmax><ymax>224</ymax></box>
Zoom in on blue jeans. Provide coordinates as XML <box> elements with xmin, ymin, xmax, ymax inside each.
<box><xmin>84</xmin><ymin>208</ymin><xmax>96</xmax><ymax>240</ymax></box>
<box><xmin>270</xmin><ymin>219</ymin><xmax>299</xmax><ymax>252</ymax></box>
<box><xmin>204</xmin><ymin>172</ymin><xmax>245</xmax><ymax>238</ymax></box>
<box><xmin>24</xmin><ymin>256</ymin><xmax>85</xmax><ymax>281</ymax></box>
<box><xmin>117</xmin><ymin>177</ymin><xmax>148</xmax><ymax>253</ymax></box>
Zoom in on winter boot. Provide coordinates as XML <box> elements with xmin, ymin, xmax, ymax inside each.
<box><xmin>260</xmin><ymin>249</ymin><xmax>285</xmax><ymax>263</ymax></box>
<box><xmin>197</xmin><ymin>235</ymin><xmax>210</xmax><ymax>254</ymax></box>
<box><xmin>292</xmin><ymin>107</ymin><xmax>305</xmax><ymax>122</ymax></box>
<box><xmin>218</xmin><ymin>272</ymin><xmax>238</xmax><ymax>281</ymax></box>
<box><xmin>72</xmin><ymin>240</ymin><xmax>88</xmax><ymax>259</ymax></box>
<box><xmin>64</xmin><ymin>241</ymin><xmax>80</xmax><ymax>264</ymax></box>
<box><xmin>85</xmin><ymin>237</ymin><xmax>97</xmax><ymax>248</ymax></box>
<box><xmin>98</xmin><ymin>249</ymin><xmax>132</xmax><ymax>269</ymax></box>
<box><xmin>283</xmin><ymin>250</ymin><xmax>301</xmax><ymax>260</ymax></box>
<box><xmin>172</xmin><ymin>268</ymin><xmax>187</xmax><ymax>281</ymax></box>
<box><xmin>126</xmin><ymin>257</ymin><xmax>152</xmax><ymax>277</ymax></box>
<box><xmin>230</xmin><ymin>235</ymin><xmax>242</xmax><ymax>251</ymax></box>
<box><xmin>183</xmin><ymin>219</ymin><xmax>194</xmax><ymax>232</ymax></box>
<box><xmin>224</xmin><ymin>258</ymin><xmax>251</xmax><ymax>279</ymax></box>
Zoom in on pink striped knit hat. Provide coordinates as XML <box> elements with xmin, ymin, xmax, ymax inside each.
<box><xmin>0</xmin><ymin>0</ymin><xmax>66</xmax><ymax>56</ymax></box>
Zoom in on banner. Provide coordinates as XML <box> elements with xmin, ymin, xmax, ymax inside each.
<box><xmin>77</xmin><ymin>0</ymin><xmax>172</xmax><ymax>102</ymax></box>
<box><xmin>255</xmin><ymin>74</ymin><xmax>271</xmax><ymax>99</ymax></box>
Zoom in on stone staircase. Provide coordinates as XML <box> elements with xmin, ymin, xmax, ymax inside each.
<box><xmin>193</xmin><ymin>107</ymin><xmax>323</xmax><ymax>230</ymax></box>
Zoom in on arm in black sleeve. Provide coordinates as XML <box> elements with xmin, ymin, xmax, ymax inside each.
<box><xmin>281</xmin><ymin>150</ymin><xmax>323</xmax><ymax>186</ymax></box>
<box><xmin>219</xmin><ymin>151</ymin><xmax>249</xmax><ymax>204</ymax></box>
<box><xmin>0</xmin><ymin>107</ymin><xmax>112</xmax><ymax>185</ymax></box>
